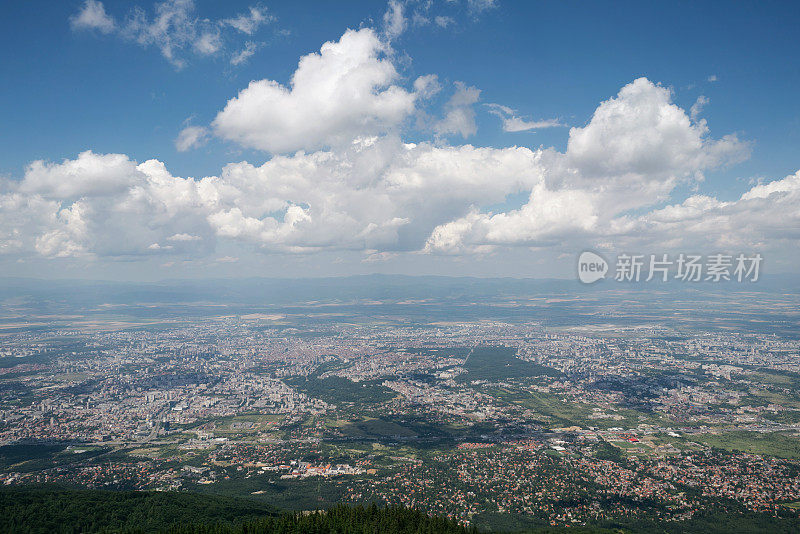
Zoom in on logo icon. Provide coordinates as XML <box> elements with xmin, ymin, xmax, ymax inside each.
<box><xmin>578</xmin><ymin>251</ymin><xmax>608</xmax><ymax>284</ymax></box>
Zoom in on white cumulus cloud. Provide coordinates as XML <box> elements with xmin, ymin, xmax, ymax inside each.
<box><xmin>2</xmin><ymin>74</ymin><xmax>787</xmax><ymax>267</ymax></box>
<box><xmin>434</xmin><ymin>82</ymin><xmax>481</xmax><ymax>139</ymax></box>
<box><xmin>212</xmin><ymin>28</ymin><xmax>417</xmax><ymax>153</ymax></box>
<box><xmin>424</xmin><ymin>78</ymin><xmax>751</xmax><ymax>253</ymax></box>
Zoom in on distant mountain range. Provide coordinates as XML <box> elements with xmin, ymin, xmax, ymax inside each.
<box><xmin>2</xmin><ymin>273</ymin><xmax>799</xmax><ymax>307</ymax></box>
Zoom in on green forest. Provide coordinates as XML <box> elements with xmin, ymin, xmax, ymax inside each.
<box><xmin>3</xmin><ymin>486</ymin><xmax>800</xmax><ymax>534</ymax></box>
<box><xmin>0</xmin><ymin>487</ymin><xmax>471</xmax><ymax>534</ymax></box>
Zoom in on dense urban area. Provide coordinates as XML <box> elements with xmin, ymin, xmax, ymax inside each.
<box><xmin>2</xmin><ymin>285</ymin><xmax>800</xmax><ymax>531</ymax></box>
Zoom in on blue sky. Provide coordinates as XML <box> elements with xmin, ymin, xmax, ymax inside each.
<box><xmin>0</xmin><ymin>0</ymin><xmax>798</xmax><ymax>280</ymax></box>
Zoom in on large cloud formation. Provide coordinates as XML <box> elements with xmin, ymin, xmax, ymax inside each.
<box><xmin>212</xmin><ymin>29</ymin><xmax>417</xmax><ymax>153</ymax></box>
<box><xmin>1</xmin><ymin>27</ymin><xmax>796</xmax><ymax>267</ymax></box>
<box><xmin>424</xmin><ymin>78</ymin><xmax>751</xmax><ymax>253</ymax></box>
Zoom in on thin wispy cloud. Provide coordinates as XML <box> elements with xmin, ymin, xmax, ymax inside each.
<box><xmin>222</xmin><ymin>5</ymin><xmax>273</xmax><ymax>35</ymax></box>
<box><xmin>70</xmin><ymin>0</ymin><xmax>276</xmax><ymax>68</ymax></box>
<box><xmin>174</xmin><ymin>125</ymin><xmax>209</xmax><ymax>152</ymax></box>
<box><xmin>230</xmin><ymin>41</ymin><xmax>259</xmax><ymax>66</ymax></box>
<box><xmin>690</xmin><ymin>95</ymin><xmax>709</xmax><ymax>120</ymax></box>
<box><xmin>70</xmin><ymin>0</ymin><xmax>115</xmax><ymax>34</ymax></box>
<box><xmin>486</xmin><ymin>103</ymin><xmax>564</xmax><ymax>132</ymax></box>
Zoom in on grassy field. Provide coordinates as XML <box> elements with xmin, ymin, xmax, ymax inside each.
<box><xmin>695</xmin><ymin>431</ymin><xmax>800</xmax><ymax>459</ymax></box>
<box><xmin>339</xmin><ymin>417</ymin><xmax>419</xmax><ymax>439</ymax></box>
<box><xmin>187</xmin><ymin>472</ymin><xmax>353</xmax><ymax>510</ymax></box>
<box><xmin>489</xmin><ymin>386</ymin><xmax>586</xmax><ymax>427</ymax></box>
<box><xmin>488</xmin><ymin>386</ymin><xmax>665</xmax><ymax>430</ymax></box>
<box><xmin>745</xmin><ymin>369</ymin><xmax>800</xmax><ymax>389</ymax></box>
<box><xmin>0</xmin><ymin>443</ymin><xmax>111</xmax><ymax>473</ymax></box>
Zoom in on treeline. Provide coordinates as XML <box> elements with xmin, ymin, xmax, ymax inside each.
<box><xmin>4</xmin><ymin>486</ymin><xmax>800</xmax><ymax>533</ymax></box>
<box><xmin>164</xmin><ymin>504</ymin><xmax>474</xmax><ymax>534</ymax></box>
<box><xmin>0</xmin><ymin>486</ymin><xmax>275</xmax><ymax>533</ymax></box>
<box><xmin>0</xmin><ymin>487</ymin><xmax>472</xmax><ymax>534</ymax></box>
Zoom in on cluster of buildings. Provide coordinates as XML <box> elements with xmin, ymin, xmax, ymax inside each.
<box><xmin>1</xmin><ymin>315</ymin><xmax>800</xmax><ymax>526</ymax></box>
